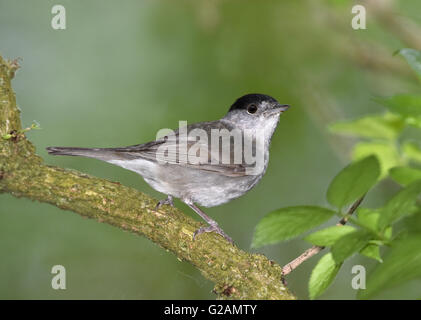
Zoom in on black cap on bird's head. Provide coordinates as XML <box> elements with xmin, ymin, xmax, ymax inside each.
<box><xmin>228</xmin><ymin>93</ymin><xmax>290</xmax><ymax>116</ymax></box>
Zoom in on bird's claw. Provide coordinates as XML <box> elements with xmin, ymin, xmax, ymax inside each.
<box><xmin>155</xmin><ymin>196</ymin><xmax>174</xmax><ymax>210</ymax></box>
<box><xmin>193</xmin><ymin>224</ymin><xmax>234</xmax><ymax>244</ymax></box>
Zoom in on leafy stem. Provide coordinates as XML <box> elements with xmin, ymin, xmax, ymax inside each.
<box><xmin>281</xmin><ymin>195</ymin><xmax>365</xmax><ymax>276</ymax></box>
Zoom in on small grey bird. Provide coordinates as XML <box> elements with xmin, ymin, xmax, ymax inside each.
<box><xmin>47</xmin><ymin>94</ymin><xmax>289</xmax><ymax>243</ymax></box>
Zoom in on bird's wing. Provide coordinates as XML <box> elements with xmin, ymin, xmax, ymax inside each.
<box><xmin>104</xmin><ymin>120</ymin><xmax>250</xmax><ymax>177</ymax></box>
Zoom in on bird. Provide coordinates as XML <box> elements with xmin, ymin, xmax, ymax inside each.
<box><xmin>46</xmin><ymin>94</ymin><xmax>290</xmax><ymax>243</ymax></box>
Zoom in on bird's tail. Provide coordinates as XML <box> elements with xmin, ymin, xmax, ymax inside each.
<box><xmin>46</xmin><ymin>146</ymin><xmax>119</xmax><ymax>161</ymax></box>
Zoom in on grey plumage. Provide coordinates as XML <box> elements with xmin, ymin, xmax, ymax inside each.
<box><xmin>47</xmin><ymin>94</ymin><xmax>290</xmax><ymax>243</ymax></box>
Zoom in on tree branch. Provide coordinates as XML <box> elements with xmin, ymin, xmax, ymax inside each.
<box><xmin>282</xmin><ymin>196</ymin><xmax>365</xmax><ymax>276</ymax></box>
<box><xmin>0</xmin><ymin>55</ymin><xmax>295</xmax><ymax>300</ymax></box>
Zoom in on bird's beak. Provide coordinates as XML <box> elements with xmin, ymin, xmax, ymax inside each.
<box><xmin>266</xmin><ymin>104</ymin><xmax>290</xmax><ymax>116</ymax></box>
<box><xmin>277</xmin><ymin>104</ymin><xmax>290</xmax><ymax>113</ymax></box>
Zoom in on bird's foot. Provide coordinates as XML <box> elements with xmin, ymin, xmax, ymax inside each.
<box><xmin>155</xmin><ymin>195</ymin><xmax>174</xmax><ymax>210</ymax></box>
<box><xmin>193</xmin><ymin>223</ymin><xmax>233</xmax><ymax>244</ymax></box>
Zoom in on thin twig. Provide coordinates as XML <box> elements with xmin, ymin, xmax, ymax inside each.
<box><xmin>282</xmin><ymin>195</ymin><xmax>365</xmax><ymax>276</ymax></box>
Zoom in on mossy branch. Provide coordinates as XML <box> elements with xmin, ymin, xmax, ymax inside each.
<box><xmin>0</xmin><ymin>55</ymin><xmax>295</xmax><ymax>300</ymax></box>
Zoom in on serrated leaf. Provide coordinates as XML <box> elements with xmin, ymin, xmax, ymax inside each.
<box><xmin>360</xmin><ymin>244</ymin><xmax>382</xmax><ymax>262</ymax></box>
<box><xmin>327</xmin><ymin>156</ymin><xmax>380</xmax><ymax>210</ymax></box>
<box><xmin>399</xmin><ymin>48</ymin><xmax>421</xmax><ymax>78</ymax></box>
<box><xmin>252</xmin><ymin>206</ymin><xmax>336</xmax><ymax>248</ymax></box>
<box><xmin>353</xmin><ymin>142</ymin><xmax>400</xmax><ymax>178</ymax></box>
<box><xmin>389</xmin><ymin>166</ymin><xmax>421</xmax><ymax>186</ymax></box>
<box><xmin>358</xmin><ymin>235</ymin><xmax>421</xmax><ymax>299</ymax></box>
<box><xmin>374</xmin><ymin>94</ymin><xmax>421</xmax><ymax>118</ymax></box>
<box><xmin>309</xmin><ymin>253</ymin><xmax>342</xmax><ymax>300</ymax></box>
<box><xmin>305</xmin><ymin>225</ymin><xmax>355</xmax><ymax>247</ymax></box>
<box><xmin>331</xmin><ymin>229</ymin><xmax>372</xmax><ymax>263</ymax></box>
<box><xmin>378</xmin><ymin>179</ymin><xmax>421</xmax><ymax>230</ymax></box>
<box><xmin>403</xmin><ymin>142</ymin><xmax>421</xmax><ymax>163</ymax></box>
<box><xmin>329</xmin><ymin>114</ymin><xmax>404</xmax><ymax>140</ymax></box>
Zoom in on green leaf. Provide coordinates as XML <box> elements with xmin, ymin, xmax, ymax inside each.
<box><xmin>304</xmin><ymin>225</ymin><xmax>355</xmax><ymax>247</ymax></box>
<box><xmin>329</xmin><ymin>114</ymin><xmax>404</xmax><ymax>140</ymax></box>
<box><xmin>327</xmin><ymin>156</ymin><xmax>380</xmax><ymax>210</ymax></box>
<box><xmin>404</xmin><ymin>116</ymin><xmax>421</xmax><ymax>129</ymax></box>
<box><xmin>384</xmin><ymin>226</ymin><xmax>393</xmax><ymax>240</ymax></box>
<box><xmin>309</xmin><ymin>253</ymin><xmax>342</xmax><ymax>300</ymax></box>
<box><xmin>389</xmin><ymin>166</ymin><xmax>421</xmax><ymax>186</ymax></box>
<box><xmin>374</xmin><ymin>94</ymin><xmax>421</xmax><ymax>118</ymax></box>
<box><xmin>357</xmin><ymin>208</ymin><xmax>381</xmax><ymax>232</ymax></box>
<box><xmin>360</xmin><ymin>244</ymin><xmax>382</xmax><ymax>262</ymax></box>
<box><xmin>331</xmin><ymin>229</ymin><xmax>372</xmax><ymax>263</ymax></box>
<box><xmin>403</xmin><ymin>142</ymin><xmax>421</xmax><ymax>163</ymax></box>
<box><xmin>378</xmin><ymin>179</ymin><xmax>421</xmax><ymax>230</ymax></box>
<box><xmin>399</xmin><ymin>48</ymin><xmax>421</xmax><ymax>78</ymax></box>
<box><xmin>357</xmin><ymin>209</ymin><xmax>394</xmax><ymax>238</ymax></box>
<box><xmin>252</xmin><ymin>206</ymin><xmax>336</xmax><ymax>248</ymax></box>
<box><xmin>403</xmin><ymin>211</ymin><xmax>421</xmax><ymax>234</ymax></box>
<box><xmin>358</xmin><ymin>235</ymin><xmax>421</xmax><ymax>299</ymax></box>
<box><xmin>352</xmin><ymin>142</ymin><xmax>400</xmax><ymax>178</ymax></box>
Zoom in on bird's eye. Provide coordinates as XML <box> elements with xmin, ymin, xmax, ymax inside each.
<box><xmin>247</xmin><ymin>104</ymin><xmax>258</xmax><ymax>114</ymax></box>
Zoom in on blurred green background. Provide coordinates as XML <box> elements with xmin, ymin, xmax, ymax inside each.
<box><xmin>1</xmin><ymin>0</ymin><xmax>420</xmax><ymax>299</ymax></box>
